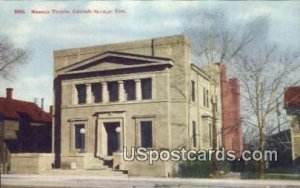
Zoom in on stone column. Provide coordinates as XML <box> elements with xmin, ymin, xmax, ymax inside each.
<box><xmin>118</xmin><ymin>81</ymin><xmax>125</xmax><ymax>102</ymax></box>
<box><xmin>73</xmin><ymin>84</ymin><xmax>78</xmax><ymax>105</ymax></box>
<box><xmin>86</xmin><ymin>83</ymin><xmax>92</xmax><ymax>103</ymax></box>
<box><xmin>101</xmin><ymin>82</ymin><xmax>109</xmax><ymax>103</ymax></box>
<box><xmin>135</xmin><ymin>79</ymin><xmax>142</xmax><ymax>100</ymax></box>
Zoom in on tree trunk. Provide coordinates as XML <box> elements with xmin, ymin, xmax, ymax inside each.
<box><xmin>212</xmin><ymin>98</ymin><xmax>218</xmax><ymax>175</ymax></box>
<box><xmin>258</xmin><ymin>128</ymin><xmax>265</xmax><ymax>179</ymax></box>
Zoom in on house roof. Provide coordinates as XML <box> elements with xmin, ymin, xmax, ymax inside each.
<box><xmin>284</xmin><ymin>86</ymin><xmax>300</xmax><ymax>108</ymax></box>
<box><xmin>0</xmin><ymin>97</ymin><xmax>52</xmax><ymax>124</ymax></box>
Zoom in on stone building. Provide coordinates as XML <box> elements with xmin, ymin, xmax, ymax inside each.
<box><xmin>284</xmin><ymin>86</ymin><xmax>300</xmax><ymax>164</ymax></box>
<box><xmin>0</xmin><ymin>88</ymin><xmax>52</xmax><ymax>173</ymax></box>
<box><xmin>53</xmin><ymin>35</ymin><xmax>239</xmax><ymax>176</ymax></box>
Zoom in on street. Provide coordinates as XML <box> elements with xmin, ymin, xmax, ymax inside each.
<box><xmin>1</xmin><ymin>174</ymin><xmax>300</xmax><ymax>188</ymax></box>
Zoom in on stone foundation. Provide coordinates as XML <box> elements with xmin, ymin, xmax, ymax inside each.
<box><xmin>127</xmin><ymin>160</ymin><xmax>178</xmax><ymax>177</ymax></box>
<box><xmin>10</xmin><ymin>153</ymin><xmax>54</xmax><ymax>174</ymax></box>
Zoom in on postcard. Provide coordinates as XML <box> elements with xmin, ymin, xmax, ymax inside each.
<box><xmin>1</xmin><ymin>1</ymin><xmax>300</xmax><ymax>187</ymax></box>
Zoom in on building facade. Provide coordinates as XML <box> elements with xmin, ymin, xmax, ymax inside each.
<box><xmin>284</xmin><ymin>86</ymin><xmax>300</xmax><ymax>165</ymax></box>
<box><xmin>53</xmin><ymin>35</ymin><xmax>240</xmax><ymax>176</ymax></box>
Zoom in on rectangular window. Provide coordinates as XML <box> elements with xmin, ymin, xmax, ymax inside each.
<box><xmin>91</xmin><ymin>83</ymin><xmax>102</xmax><ymax>103</ymax></box>
<box><xmin>140</xmin><ymin>121</ymin><xmax>152</xmax><ymax>148</ymax></box>
<box><xmin>108</xmin><ymin>81</ymin><xmax>118</xmax><ymax>102</ymax></box>
<box><xmin>206</xmin><ymin>89</ymin><xmax>209</xmax><ymax>108</ymax></box>
<box><xmin>192</xmin><ymin>121</ymin><xmax>197</xmax><ymax>147</ymax></box>
<box><xmin>203</xmin><ymin>88</ymin><xmax>206</xmax><ymax>107</ymax></box>
<box><xmin>141</xmin><ymin>78</ymin><xmax>152</xmax><ymax>100</ymax></box>
<box><xmin>74</xmin><ymin>124</ymin><xmax>84</xmax><ymax>149</ymax></box>
<box><xmin>215</xmin><ymin>96</ymin><xmax>218</xmax><ymax>112</ymax></box>
<box><xmin>124</xmin><ymin>80</ymin><xmax>136</xmax><ymax>101</ymax></box>
<box><xmin>76</xmin><ymin>84</ymin><xmax>86</xmax><ymax>104</ymax></box>
<box><xmin>209</xmin><ymin>123</ymin><xmax>212</xmax><ymax>148</ymax></box>
<box><xmin>219</xmin><ymin>128</ymin><xmax>222</xmax><ymax>148</ymax></box>
<box><xmin>191</xmin><ymin>80</ymin><xmax>195</xmax><ymax>102</ymax></box>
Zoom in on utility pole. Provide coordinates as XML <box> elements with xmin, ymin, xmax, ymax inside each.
<box><xmin>276</xmin><ymin>97</ymin><xmax>281</xmax><ymax>133</ymax></box>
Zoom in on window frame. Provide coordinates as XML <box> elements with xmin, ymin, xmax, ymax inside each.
<box><xmin>133</xmin><ymin>115</ymin><xmax>156</xmax><ymax>148</ymax></box>
<box><xmin>203</xmin><ymin>87</ymin><xmax>206</xmax><ymax>107</ymax></box>
<box><xmin>76</xmin><ymin>84</ymin><xmax>87</xmax><ymax>104</ymax></box>
<box><xmin>192</xmin><ymin>121</ymin><xmax>197</xmax><ymax>148</ymax></box>
<box><xmin>140</xmin><ymin>121</ymin><xmax>153</xmax><ymax>148</ymax></box>
<box><xmin>68</xmin><ymin>119</ymin><xmax>88</xmax><ymax>153</ymax></box>
<box><xmin>107</xmin><ymin>81</ymin><xmax>119</xmax><ymax>102</ymax></box>
<box><xmin>191</xmin><ymin>80</ymin><xmax>196</xmax><ymax>102</ymax></box>
<box><xmin>141</xmin><ymin>78</ymin><xmax>152</xmax><ymax>100</ymax></box>
<box><xmin>74</xmin><ymin>123</ymin><xmax>85</xmax><ymax>149</ymax></box>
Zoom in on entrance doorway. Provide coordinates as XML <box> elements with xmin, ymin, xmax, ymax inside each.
<box><xmin>104</xmin><ymin>122</ymin><xmax>120</xmax><ymax>156</ymax></box>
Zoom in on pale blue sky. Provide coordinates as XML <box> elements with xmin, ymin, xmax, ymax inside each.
<box><xmin>0</xmin><ymin>1</ymin><xmax>299</xmax><ymax>111</ymax></box>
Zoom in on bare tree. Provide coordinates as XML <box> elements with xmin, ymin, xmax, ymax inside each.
<box><xmin>182</xmin><ymin>8</ymin><xmax>300</xmax><ymax>179</ymax></box>
<box><xmin>183</xmin><ymin>8</ymin><xmax>269</xmax><ymax>65</ymax></box>
<box><xmin>234</xmin><ymin>46</ymin><xmax>300</xmax><ymax>178</ymax></box>
<box><xmin>182</xmin><ymin>9</ymin><xmax>269</xmax><ymax>176</ymax></box>
<box><xmin>0</xmin><ymin>35</ymin><xmax>29</xmax><ymax>80</ymax></box>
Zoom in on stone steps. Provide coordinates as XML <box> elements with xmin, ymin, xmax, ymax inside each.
<box><xmin>88</xmin><ymin>157</ymin><xmax>107</xmax><ymax>170</ymax></box>
<box><xmin>44</xmin><ymin>157</ymin><xmax>128</xmax><ymax>177</ymax></box>
<box><xmin>0</xmin><ymin>162</ymin><xmax>7</xmax><ymax>174</ymax></box>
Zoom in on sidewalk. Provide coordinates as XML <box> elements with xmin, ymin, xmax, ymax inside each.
<box><xmin>42</xmin><ymin>168</ymin><xmax>127</xmax><ymax>177</ymax></box>
<box><xmin>2</xmin><ymin>173</ymin><xmax>300</xmax><ymax>188</ymax></box>
<box><xmin>221</xmin><ymin>172</ymin><xmax>241</xmax><ymax>179</ymax></box>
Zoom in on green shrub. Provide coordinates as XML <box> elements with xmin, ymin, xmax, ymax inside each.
<box><xmin>179</xmin><ymin>158</ymin><xmax>230</xmax><ymax>178</ymax></box>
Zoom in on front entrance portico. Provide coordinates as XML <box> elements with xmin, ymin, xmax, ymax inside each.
<box><xmin>96</xmin><ymin>111</ymin><xmax>125</xmax><ymax>160</ymax></box>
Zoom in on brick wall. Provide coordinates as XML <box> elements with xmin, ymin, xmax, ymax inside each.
<box><xmin>219</xmin><ymin>64</ymin><xmax>243</xmax><ymax>157</ymax></box>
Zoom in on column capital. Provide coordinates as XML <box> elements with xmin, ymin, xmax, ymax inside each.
<box><xmin>118</xmin><ymin>80</ymin><xmax>124</xmax><ymax>84</ymax></box>
<box><xmin>134</xmin><ymin>79</ymin><xmax>141</xmax><ymax>82</ymax></box>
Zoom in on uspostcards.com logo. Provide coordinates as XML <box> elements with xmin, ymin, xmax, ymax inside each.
<box><xmin>122</xmin><ymin>147</ymin><xmax>278</xmax><ymax>165</ymax></box>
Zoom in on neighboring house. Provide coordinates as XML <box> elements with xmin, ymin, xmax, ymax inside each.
<box><xmin>284</xmin><ymin>86</ymin><xmax>300</xmax><ymax>165</ymax></box>
<box><xmin>53</xmin><ymin>35</ymin><xmax>241</xmax><ymax>176</ymax></box>
<box><xmin>265</xmin><ymin>129</ymin><xmax>292</xmax><ymax>168</ymax></box>
<box><xmin>0</xmin><ymin>88</ymin><xmax>52</xmax><ymax>172</ymax></box>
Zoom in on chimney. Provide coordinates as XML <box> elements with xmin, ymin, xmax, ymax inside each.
<box><xmin>6</xmin><ymin>88</ymin><xmax>13</xmax><ymax>100</ymax></box>
<box><xmin>34</xmin><ymin>98</ymin><xmax>39</xmax><ymax>105</ymax></box>
<box><xmin>41</xmin><ymin>98</ymin><xmax>44</xmax><ymax>110</ymax></box>
<box><xmin>50</xmin><ymin>105</ymin><xmax>53</xmax><ymax>115</ymax></box>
